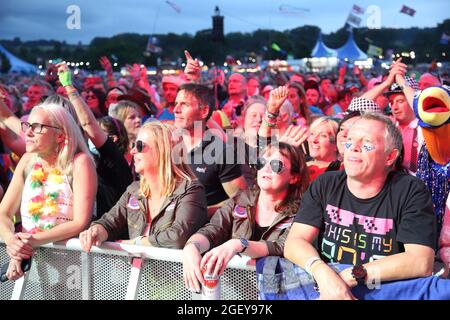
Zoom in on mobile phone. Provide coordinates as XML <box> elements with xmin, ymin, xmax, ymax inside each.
<box><xmin>0</xmin><ymin>258</ymin><xmax>32</xmax><ymax>283</ymax></box>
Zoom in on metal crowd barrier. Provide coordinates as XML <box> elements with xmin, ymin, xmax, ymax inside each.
<box><xmin>0</xmin><ymin>239</ymin><xmax>257</xmax><ymax>300</ymax></box>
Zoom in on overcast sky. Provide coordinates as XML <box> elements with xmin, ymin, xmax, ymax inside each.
<box><xmin>1</xmin><ymin>0</ymin><xmax>449</xmax><ymax>44</ymax></box>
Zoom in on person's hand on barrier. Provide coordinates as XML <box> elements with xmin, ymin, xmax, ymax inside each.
<box><xmin>182</xmin><ymin>243</ymin><xmax>204</xmax><ymax>292</ymax></box>
<box><xmin>79</xmin><ymin>224</ymin><xmax>108</xmax><ymax>252</ymax></box>
<box><xmin>6</xmin><ymin>258</ymin><xmax>24</xmax><ymax>281</ymax></box>
<box><xmin>184</xmin><ymin>50</ymin><xmax>201</xmax><ymax>82</ymax></box>
<box><xmin>267</xmin><ymin>86</ymin><xmax>288</xmax><ymax>115</ymax></box>
<box><xmin>313</xmin><ymin>263</ymin><xmax>357</xmax><ymax>300</ymax></box>
<box><xmin>279</xmin><ymin>124</ymin><xmax>309</xmax><ymax>148</ymax></box>
<box><xmin>200</xmin><ymin>239</ymin><xmax>241</xmax><ymax>277</ymax></box>
<box><xmin>5</xmin><ymin>233</ymin><xmax>33</xmax><ymax>260</ymax></box>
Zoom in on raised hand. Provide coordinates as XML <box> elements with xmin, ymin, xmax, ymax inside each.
<box><xmin>139</xmin><ymin>64</ymin><xmax>148</xmax><ymax>83</ymax></box>
<box><xmin>338</xmin><ymin>63</ymin><xmax>347</xmax><ymax>78</ymax></box>
<box><xmin>126</xmin><ymin>63</ymin><xmax>142</xmax><ymax>83</ymax></box>
<box><xmin>279</xmin><ymin>125</ymin><xmax>309</xmax><ymax>148</ymax></box>
<box><xmin>184</xmin><ymin>50</ymin><xmax>201</xmax><ymax>82</ymax></box>
<box><xmin>267</xmin><ymin>86</ymin><xmax>288</xmax><ymax>114</ymax></box>
<box><xmin>56</xmin><ymin>62</ymin><xmax>73</xmax><ymax>87</ymax></box>
<box><xmin>99</xmin><ymin>56</ymin><xmax>113</xmax><ymax>74</ymax></box>
<box><xmin>387</xmin><ymin>58</ymin><xmax>407</xmax><ymax>86</ymax></box>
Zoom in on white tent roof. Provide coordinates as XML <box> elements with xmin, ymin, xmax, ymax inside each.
<box><xmin>0</xmin><ymin>44</ymin><xmax>37</xmax><ymax>74</ymax></box>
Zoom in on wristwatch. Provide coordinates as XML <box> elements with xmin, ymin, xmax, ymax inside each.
<box><xmin>351</xmin><ymin>265</ymin><xmax>367</xmax><ymax>286</ymax></box>
<box><xmin>237</xmin><ymin>237</ymin><xmax>249</xmax><ymax>257</ymax></box>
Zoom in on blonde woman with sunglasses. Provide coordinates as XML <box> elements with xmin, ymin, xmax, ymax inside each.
<box><xmin>79</xmin><ymin>120</ymin><xmax>208</xmax><ymax>250</ymax></box>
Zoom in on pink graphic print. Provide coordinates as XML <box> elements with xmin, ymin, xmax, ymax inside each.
<box><xmin>326</xmin><ymin>204</ymin><xmax>394</xmax><ymax>235</ymax></box>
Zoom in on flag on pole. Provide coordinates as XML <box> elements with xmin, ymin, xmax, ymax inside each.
<box><xmin>440</xmin><ymin>32</ymin><xmax>450</xmax><ymax>45</ymax></box>
<box><xmin>400</xmin><ymin>5</ymin><xmax>416</xmax><ymax>16</ymax></box>
<box><xmin>165</xmin><ymin>1</ymin><xmax>181</xmax><ymax>13</ymax></box>
<box><xmin>146</xmin><ymin>36</ymin><xmax>162</xmax><ymax>53</ymax></box>
<box><xmin>352</xmin><ymin>4</ymin><xmax>365</xmax><ymax>15</ymax></box>
<box><xmin>346</xmin><ymin>14</ymin><xmax>362</xmax><ymax>28</ymax></box>
<box><xmin>279</xmin><ymin>5</ymin><xmax>310</xmax><ymax>15</ymax></box>
<box><xmin>367</xmin><ymin>44</ymin><xmax>383</xmax><ymax>57</ymax></box>
<box><xmin>346</xmin><ymin>4</ymin><xmax>365</xmax><ymax>28</ymax></box>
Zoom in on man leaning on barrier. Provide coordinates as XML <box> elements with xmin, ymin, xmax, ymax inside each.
<box><xmin>285</xmin><ymin>113</ymin><xmax>439</xmax><ymax>299</ymax></box>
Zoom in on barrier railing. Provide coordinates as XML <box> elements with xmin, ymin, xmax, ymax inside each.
<box><xmin>0</xmin><ymin>239</ymin><xmax>257</xmax><ymax>300</ymax></box>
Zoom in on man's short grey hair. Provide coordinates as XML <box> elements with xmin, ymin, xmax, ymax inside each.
<box><xmin>360</xmin><ymin>112</ymin><xmax>403</xmax><ymax>154</ymax></box>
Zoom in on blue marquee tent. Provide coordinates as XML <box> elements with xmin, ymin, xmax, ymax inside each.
<box><xmin>311</xmin><ymin>33</ymin><xmax>337</xmax><ymax>58</ymax></box>
<box><xmin>336</xmin><ymin>31</ymin><xmax>368</xmax><ymax>61</ymax></box>
<box><xmin>0</xmin><ymin>44</ymin><xmax>38</xmax><ymax>74</ymax></box>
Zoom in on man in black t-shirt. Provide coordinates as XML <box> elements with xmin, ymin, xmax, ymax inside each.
<box><xmin>173</xmin><ymin>83</ymin><xmax>247</xmax><ymax>216</ymax></box>
<box><xmin>285</xmin><ymin>113</ymin><xmax>437</xmax><ymax>299</ymax></box>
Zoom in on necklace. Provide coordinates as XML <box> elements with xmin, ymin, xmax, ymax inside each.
<box><xmin>27</xmin><ymin>162</ymin><xmax>65</xmax><ymax>230</ymax></box>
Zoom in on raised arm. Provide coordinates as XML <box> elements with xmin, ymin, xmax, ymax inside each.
<box><xmin>57</xmin><ymin>62</ymin><xmax>108</xmax><ymax>148</ymax></box>
<box><xmin>184</xmin><ymin>50</ymin><xmax>201</xmax><ymax>83</ymax></box>
<box><xmin>361</xmin><ymin>59</ymin><xmax>407</xmax><ymax>101</ymax></box>
<box><xmin>99</xmin><ymin>56</ymin><xmax>117</xmax><ymax>88</ymax></box>
<box><xmin>0</xmin><ymin>92</ymin><xmax>26</xmax><ymax>156</ymax></box>
<box><xmin>394</xmin><ymin>73</ymin><xmax>416</xmax><ymax>109</ymax></box>
<box><xmin>258</xmin><ymin>86</ymin><xmax>288</xmax><ymax>139</ymax></box>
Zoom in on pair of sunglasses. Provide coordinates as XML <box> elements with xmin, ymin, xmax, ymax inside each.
<box><xmin>255</xmin><ymin>157</ymin><xmax>285</xmax><ymax>174</ymax></box>
<box><xmin>135</xmin><ymin>140</ymin><xmax>148</xmax><ymax>153</ymax></box>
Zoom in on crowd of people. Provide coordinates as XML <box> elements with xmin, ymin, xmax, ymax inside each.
<box><xmin>0</xmin><ymin>49</ymin><xmax>448</xmax><ymax>299</ymax></box>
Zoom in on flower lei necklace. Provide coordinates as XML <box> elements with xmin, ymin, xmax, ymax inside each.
<box><xmin>27</xmin><ymin>162</ymin><xmax>64</xmax><ymax>225</ymax></box>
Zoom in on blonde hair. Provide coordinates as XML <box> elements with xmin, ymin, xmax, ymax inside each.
<box><xmin>112</xmin><ymin>100</ymin><xmax>141</xmax><ymax>123</ymax></box>
<box><xmin>309</xmin><ymin>116</ymin><xmax>339</xmax><ymax>143</ymax></box>
<box><xmin>31</xmin><ymin>103</ymin><xmax>93</xmax><ymax>176</ymax></box>
<box><xmin>139</xmin><ymin>120</ymin><xmax>196</xmax><ymax>198</ymax></box>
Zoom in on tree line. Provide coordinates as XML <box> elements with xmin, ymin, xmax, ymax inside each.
<box><xmin>0</xmin><ymin>19</ymin><xmax>448</xmax><ymax>72</ymax></box>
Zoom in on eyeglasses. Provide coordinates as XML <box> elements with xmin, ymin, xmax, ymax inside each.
<box><xmin>135</xmin><ymin>140</ymin><xmax>148</xmax><ymax>153</ymax></box>
<box><xmin>255</xmin><ymin>157</ymin><xmax>285</xmax><ymax>174</ymax></box>
<box><xmin>21</xmin><ymin>122</ymin><xmax>61</xmax><ymax>134</ymax></box>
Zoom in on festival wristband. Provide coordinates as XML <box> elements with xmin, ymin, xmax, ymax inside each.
<box><xmin>263</xmin><ymin>117</ymin><xmax>276</xmax><ymax>127</ymax></box>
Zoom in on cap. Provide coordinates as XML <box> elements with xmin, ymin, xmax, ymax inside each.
<box><xmin>347</xmin><ymin>97</ymin><xmax>381</xmax><ymax>113</ymax></box>
<box><xmin>384</xmin><ymin>76</ymin><xmax>419</xmax><ymax>96</ymax></box>
<box><xmin>162</xmin><ymin>76</ymin><xmax>186</xmax><ymax>88</ymax></box>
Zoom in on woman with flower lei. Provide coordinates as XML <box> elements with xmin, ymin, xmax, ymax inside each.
<box><xmin>0</xmin><ymin>103</ymin><xmax>97</xmax><ymax>281</ymax></box>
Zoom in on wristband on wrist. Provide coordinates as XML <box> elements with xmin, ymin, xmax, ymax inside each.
<box><xmin>265</xmin><ymin>110</ymin><xmax>279</xmax><ymax>119</ymax></box>
<box><xmin>263</xmin><ymin>118</ymin><xmax>276</xmax><ymax>127</ymax></box>
<box><xmin>185</xmin><ymin>240</ymin><xmax>202</xmax><ymax>253</ymax></box>
<box><xmin>304</xmin><ymin>256</ymin><xmax>322</xmax><ymax>276</ymax></box>
<box><xmin>66</xmin><ymin>87</ymin><xmax>77</xmax><ymax>94</ymax></box>
<box><xmin>68</xmin><ymin>92</ymin><xmax>80</xmax><ymax>99</ymax></box>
